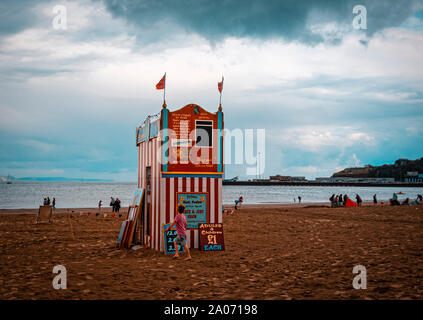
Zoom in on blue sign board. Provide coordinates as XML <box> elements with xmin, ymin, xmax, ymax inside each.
<box><xmin>176</xmin><ymin>192</ymin><xmax>208</xmax><ymax>229</ymax></box>
<box><xmin>149</xmin><ymin>119</ymin><xmax>159</xmax><ymax>138</ymax></box>
<box><xmin>136</xmin><ymin>118</ymin><xmax>159</xmax><ymax>145</ymax></box>
<box><xmin>132</xmin><ymin>188</ymin><xmax>144</xmax><ymax>207</ymax></box>
<box><xmin>136</xmin><ymin>122</ymin><xmax>149</xmax><ymax>144</ymax></box>
<box><xmin>117</xmin><ymin>220</ymin><xmax>127</xmax><ymax>245</ymax></box>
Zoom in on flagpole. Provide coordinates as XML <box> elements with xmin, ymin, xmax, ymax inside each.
<box><xmin>218</xmin><ymin>76</ymin><xmax>223</xmax><ymax>111</ymax></box>
<box><xmin>163</xmin><ymin>72</ymin><xmax>166</xmax><ymax>108</ymax></box>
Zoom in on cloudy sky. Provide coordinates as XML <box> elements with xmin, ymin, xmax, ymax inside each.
<box><xmin>1</xmin><ymin>0</ymin><xmax>423</xmax><ymax>181</ymax></box>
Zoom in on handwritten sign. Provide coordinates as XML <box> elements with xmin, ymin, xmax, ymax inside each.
<box><xmin>199</xmin><ymin>223</ymin><xmax>225</xmax><ymax>251</ymax></box>
<box><xmin>177</xmin><ymin>192</ymin><xmax>208</xmax><ymax>229</ymax></box>
<box><xmin>163</xmin><ymin>224</ymin><xmax>185</xmax><ymax>255</ymax></box>
<box><xmin>166</xmin><ymin>104</ymin><xmax>219</xmax><ymax>173</ymax></box>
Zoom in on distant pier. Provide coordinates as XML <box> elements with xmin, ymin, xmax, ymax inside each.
<box><xmin>223</xmin><ymin>181</ymin><xmax>423</xmax><ymax>187</ymax></box>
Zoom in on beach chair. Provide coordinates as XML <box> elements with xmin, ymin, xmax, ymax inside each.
<box><xmin>36</xmin><ymin>205</ymin><xmax>53</xmax><ymax>224</ymax></box>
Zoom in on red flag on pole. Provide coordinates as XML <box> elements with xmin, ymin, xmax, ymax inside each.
<box><xmin>218</xmin><ymin>76</ymin><xmax>224</xmax><ymax>93</ymax></box>
<box><xmin>156</xmin><ymin>73</ymin><xmax>166</xmax><ymax>90</ymax></box>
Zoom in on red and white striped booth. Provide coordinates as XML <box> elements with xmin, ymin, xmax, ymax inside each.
<box><xmin>136</xmin><ymin>103</ymin><xmax>224</xmax><ymax>251</ymax></box>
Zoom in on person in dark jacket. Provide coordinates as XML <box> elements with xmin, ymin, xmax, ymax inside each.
<box><xmin>355</xmin><ymin>194</ymin><xmax>362</xmax><ymax>207</ymax></box>
<box><xmin>110</xmin><ymin>197</ymin><xmax>115</xmax><ymax>212</ymax></box>
<box><xmin>114</xmin><ymin>198</ymin><xmax>121</xmax><ymax>212</ymax></box>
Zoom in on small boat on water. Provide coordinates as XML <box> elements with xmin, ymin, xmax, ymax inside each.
<box><xmin>397</xmin><ymin>191</ymin><xmax>405</xmax><ymax>195</ymax></box>
<box><xmin>6</xmin><ymin>174</ymin><xmax>12</xmax><ymax>184</ymax></box>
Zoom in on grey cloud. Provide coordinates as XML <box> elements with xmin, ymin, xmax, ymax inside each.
<box><xmin>100</xmin><ymin>0</ymin><xmax>420</xmax><ymax>44</ymax></box>
<box><xmin>0</xmin><ymin>0</ymin><xmax>53</xmax><ymax>36</ymax></box>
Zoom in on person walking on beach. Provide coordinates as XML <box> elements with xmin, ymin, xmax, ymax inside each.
<box><xmin>373</xmin><ymin>194</ymin><xmax>377</xmax><ymax>205</ymax></box>
<box><xmin>329</xmin><ymin>194</ymin><xmax>335</xmax><ymax>207</ymax></box>
<box><xmin>46</xmin><ymin>197</ymin><xmax>51</xmax><ymax>206</ymax></box>
<box><xmin>338</xmin><ymin>194</ymin><xmax>343</xmax><ymax>207</ymax></box>
<box><xmin>98</xmin><ymin>200</ymin><xmax>102</xmax><ymax>212</ymax></box>
<box><xmin>355</xmin><ymin>194</ymin><xmax>362</xmax><ymax>207</ymax></box>
<box><xmin>52</xmin><ymin>198</ymin><xmax>56</xmax><ymax>209</ymax></box>
<box><xmin>115</xmin><ymin>198</ymin><xmax>121</xmax><ymax>213</ymax></box>
<box><xmin>298</xmin><ymin>196</ymin><xmax>301</xmax><ymax>204</ymax></box>
<box><xmin>164</xmin><ymin>205</ymin><xmax>192</xmax><ymax>260</ymax></box>
<box><xmin>110</xmin><ymin>197</ymin><xmax>115</xmax><ymax>212</ymax></box>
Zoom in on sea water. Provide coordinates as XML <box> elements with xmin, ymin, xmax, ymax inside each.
<box><xmin>0</xmin><ymin>181</ymin><xmax>422</xmax><ymax>209</ymax></box>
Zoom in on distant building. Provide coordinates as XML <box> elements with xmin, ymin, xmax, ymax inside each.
<box><xmin>395</xmin><ymin>159</ymin><xmax>410</xmax><ymax>167</ymax></box>
<box><xmin>404</xmin><ymin>173</ymin><xmax>423</xmax><ymax>183</ymax></box>
<box><xmin>316</xmin><ymin>177</ymin><xmax>395</xmax><ymax>183</ymax></box>
<box><xmin>406</xmin><ymin>171</ymin><xmax>418</xmax><ymax>177</ymax></box>
<box><xmin>269</xmin><ymin>175</ymin><xmax>306</xmax><ymax>182</ymax></box>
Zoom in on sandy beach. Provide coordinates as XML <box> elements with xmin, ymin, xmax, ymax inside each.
<box><xmin>1</xmin><ymin>203</ymin><xmax>422</xmax><ymax>300</ymax></box>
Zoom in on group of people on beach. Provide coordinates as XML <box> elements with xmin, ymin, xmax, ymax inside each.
<box><xmin>389</xmin><ymin>193</ymin><xmax>422</xmax><ymax>206</ymax></box>
<box><xmin>109</xmin><ymin>197</ymin><xmax>121</xmax><ymax>212</ymax></box>
<box><xmin>329</xmin><ymin>193</ymin><xmax>363</xmax><ymax>207</ymax></box>
<box><xmin>329</xmin><ymin>192</ymin><xmax>423</xmax><ymax>207</ymax></box>
<box><xmin>42</xmin><ymin>197</ymin><xmax>55</xmax><ymax>208</ymax></box>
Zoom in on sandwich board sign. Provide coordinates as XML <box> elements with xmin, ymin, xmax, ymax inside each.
<box><xmin>163</xmin><ymin>223</ymin><xmax>185</xmax><ymax>255</ymax></box>
<box><xmin>199</xmin><ymin>223</ymin><xmax>225</xmax><ymax>251</ymax></box>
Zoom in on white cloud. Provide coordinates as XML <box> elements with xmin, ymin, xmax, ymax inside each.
<box><xmin>18</xmin><ymin>139</ymin><xmax>57</xmax><ymax>153</ymax></box>
<box><xmin>272</xmin><ymin>126</ymin><xmax>376</xmax><ymax>152</ymax></box>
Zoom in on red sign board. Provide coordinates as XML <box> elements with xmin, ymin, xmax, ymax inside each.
<box><xmin>166</xmin><ymin>104</ymin><xmax>220</xmax><ymax>173</ymax></box>
<box><xmin>199</xmin><ymin>223</ymin><xmax>225</xmax><ymax>251</ymax></box>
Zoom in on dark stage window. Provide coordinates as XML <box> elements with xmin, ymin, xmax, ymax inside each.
<box><xmin>195</xmin><ymin>120</ymin><xmax>213</xmax><ymax>147</ymax></box>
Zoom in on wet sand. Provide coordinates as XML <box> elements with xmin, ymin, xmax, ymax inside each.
<box><xmin>0</xmin><ymin>204</ymin><xmax>422</xmax><ymax>300</ymax></box>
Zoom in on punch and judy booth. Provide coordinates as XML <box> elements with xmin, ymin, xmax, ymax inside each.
<box><xmin>136</xmin><ymin>103</ymin><xmax>224</xmax><ymax>252</ymax></box>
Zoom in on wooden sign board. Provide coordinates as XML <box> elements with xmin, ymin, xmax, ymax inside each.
<box><xmin>116</xmin><ymin>188</ymin><xmax>145</xmax><ymax>248</ymax></box>
<box><xmin>163</xmin><ymin>223</ymin><xmax>185</xmax><ymax>255</ymax></box>
<box><xmin>126</xmin><ymin>205</ymin><xmax>138</xmax><ymax>220</ymax></box>
<box><xmin>131</xmin><ymin>188</ymin><xmax>144</xmax><ymax>207</ymax></box>
<box><xmin>166</xmin><ymin>104</ymin><xmax>220</xmax><ymax>173</ymax></box>
<box><xmin>199</xmin><ymin>223</ymin><xmax>225</xmax><ymax>251</ymax></box>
